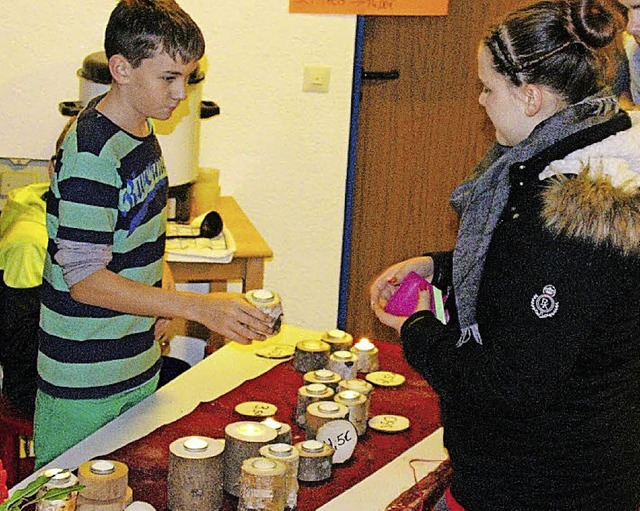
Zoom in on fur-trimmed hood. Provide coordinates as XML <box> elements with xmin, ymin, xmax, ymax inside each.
<box><xmin>540</xmin><ymin>111</ymin><xmax>640</xmax><ymax>255</ymax></box>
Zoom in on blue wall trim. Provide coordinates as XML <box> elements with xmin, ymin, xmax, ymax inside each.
<box><xmin>337</xmin><ymin>15</ymin><xmax>365</xmax><ymax>329</ymax></box>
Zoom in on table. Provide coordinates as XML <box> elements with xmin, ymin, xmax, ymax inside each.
<box><xmin>168</xmin><ymin>196</ymin><xmax>273</xmax><ymax>292</ymax></box>
<box><xmin>10</xmin><ymin>326</ymin><xmax>446</xmax><ymax>510</ymax></box>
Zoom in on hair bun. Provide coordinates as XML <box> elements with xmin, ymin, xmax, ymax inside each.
<box><xmin>569</xmin><ymin>0</ymin><xmax>617</xmax><ymax>49</ymax></box>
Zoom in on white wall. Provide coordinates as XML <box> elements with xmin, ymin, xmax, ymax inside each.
<box><xmin>0</xmin><ymin>1</ymin><xmax>357</xmax><ymax>330</ymax></box>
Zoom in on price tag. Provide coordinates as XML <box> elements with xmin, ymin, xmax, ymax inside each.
<box><xmin>316</xmin><ymin>420</ymin><xmax>358</xmax><ymax>464</ymax></box>
<box><xmin>234</xmin><ymin>401</ymin><xmax>278</xmax><ymax>418</ymax></box>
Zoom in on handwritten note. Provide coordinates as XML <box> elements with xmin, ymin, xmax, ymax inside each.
<box><xmin>289</xmin><ymin>0</ymin><xmax>449</xmax><ymax>16</ymax></box>
<box><xmin>316</xmin><ymin>420</ymin><xmax>358</xmax><ymax>463</ymax></box>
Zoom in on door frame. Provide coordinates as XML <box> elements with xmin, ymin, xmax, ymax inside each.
<box><xmin>337</xmin><ymin>15</ymin><xmax>365</xmax><ymax>329</ymax></box>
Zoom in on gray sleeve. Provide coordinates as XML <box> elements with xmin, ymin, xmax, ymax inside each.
<box><xmin>54</xmin><ymin>239</ymin><xmax>113</xmax><ymax>288</ymax></box>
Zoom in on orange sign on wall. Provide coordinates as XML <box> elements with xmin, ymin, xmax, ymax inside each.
<box><xmin>289</xmin><ymin>0</ymin><xmax>449</xmax><ymax>16</ymax></box>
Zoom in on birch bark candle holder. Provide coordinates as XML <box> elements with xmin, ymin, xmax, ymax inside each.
<box><xmin>238</xmin><ymin>457</ymin><xmax>287</xmax><ymax>511</ymax></box>
<box><xmin>36</xmin><ymin>470</ymin><xmax>80</xmax><ymax>511</ymax></box>
<box><xmin>327</xmin><ymin>350</ymin><xmax>358</xmax><ymax>380</ymax></box>
<box><xmin>338</xmin><ymin>378</ymin><xmax>374</xmax><ymax>417</ymax></box>
<box><xmin>293</xmin><ymin>339</ymin><xmax>330</xmax><ymax>373</ymax></box>
<box><xmin>245</xmin><ymin>289</ymin><xmax>284</xmax><ymax>334</ymax></box>
<box><xmin>261</xmin><ymin>417</ymin><xmax>293</xmax><ymax>445</ymax></box>
<box><xmin>334</xmin><ymin>390</ymin><xmax>368</xmax><ymax>436</ymax></box>
<box><xmin>350</xmin><ymin>338</ymin><xmax>380</xmax><ymax>373</ymax></box>
<box><xmin>259</xmin><ymin>444</ymin><xmax>300</xmax><ymax>511</ymax></box>
<box><xmin>295</xmin><ymin>383</ymin><xmax>335</xmax><ymax>427</ymax></box>
<box><xmin>320</xmin><ymin>329</ymin><xmax>354</xmax><ymax>352</ymax></box>
<box><xmin>302</xmin><ymin>369</ymin><xmax>342</xmax><ymax>391</ymax></box>
<box><xmin>77</xmin><ymin>460</ymin><xmax>132</xmax><ymax>511</ymax></box>
<box><xmin>294</xmin><ymin>440</ymin><xmax>334</xmax><ymax>482</ymax></box>
<box><xmin>305</xmin><ymin>401</ymin><xmax>349</xmax><ymax>439</ymax></box>
<box><xmin>223</xmin><ymin>421</ymin><xmax>278</xmax><ymax>497</ymax></box>
<box><xmin>167</xmin><ymin>436</ymin><xmax>225</xmax><ymax>511</ymax></box>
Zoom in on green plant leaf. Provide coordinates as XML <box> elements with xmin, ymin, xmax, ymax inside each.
<box><xmin>0</xmin><ymin>476</ymin><xmax>49</xmax><ymax>511</ymax></box>
<box><xmin>40</xmin><ymin>484</ymin><xmax>84</xmax><ymax>501</ymax></box>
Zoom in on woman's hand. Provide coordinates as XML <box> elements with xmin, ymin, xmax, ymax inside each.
<box><xmin>369</xmin><ymin>256</ymin><xmax>434</xmax><ymax>334</ymax></box>
<box><xmin>370</xmin><ymin>256</ymin><xmax>434</xmax><ymax>309</ymax></box>
<box><xmin>372</xmin><ymin>288</ymin><xmax>433</xmax><ymax>335</ymax></box>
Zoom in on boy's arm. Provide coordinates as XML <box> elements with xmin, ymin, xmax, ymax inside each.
<box><xmin>70</xmin><ymin>268</ymin><xmax>273</xmax><ymax>345</ymax></box>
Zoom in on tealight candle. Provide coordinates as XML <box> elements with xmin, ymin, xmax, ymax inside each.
<box><xmin>89</xmin><ymin>460</ymin><xmax>116</xmax><ymax>475</ymax></box>
<box><xmin>293</xmin><ymin>339</ymin><xmax>331</xmax><ymax>373</ymax></box>
<box><xmin>223</xmin><ymin>422</ymin><xmax>278</xmax><ymax>497</ymax></box>
<box><xmin>303</xmin><ymin>369</ymin><xmax>342</xmax><ymax>390</ymax></box>
<box><xmin>295</xmin><ymin>440</ymin><xmax>334</xmax><ymax>482</ymax></box>
<box><xmin>321</xmin><ymin>329</ymin><xmax>354</xmax><ymax>352</ymax></box>
<box><xmin>237</xmin><ymin>422</ymin><xmax>269</xmax><ymax>437</ymax></box>
<box><xmin>334</xmin><ymin>390</ymin><xmax>368</xmax><ymax>436</ymax></box>
<box><xmin>238</xmin><ymin>457</ymin><xmax>287</xmax><ymax>511</ymax></box>
<box><xmin>300</xmin><ymin>440</ymin><xmax>325</xmax><ymax>453</ymax></box>
<box><xmin>305</xmin><ymin>401</ymin><xmax>349</xmax><ymax>439</ymax></box>
<box><xmin>78</xmin><ymin>459</ymin><xmax>130</xmax><ymax>504</ymax></box>
<box><xmin>183</xmin><ymin>437</ymin><xmax>209</xmax><ymax>452</ymax></box>
<box><xmin>261</xmin><ymin>417</ymin><xmax>293</xmax><ymax>445</ymax></box>
<box><xmin>339</xmin><ymin>378</ymin><xmax>374</xmax><ymax>417</ymax></box>
<box><xmin>295</xmin><ymin>383</ymin><xmax>335</xmax><ymax>427</ymax></box>
<box><xmin>36</xmin><ymin>469</ymin><xmax>80</xmax><ymax>510</ymax></box>
<box><xmin>245</xmin><ymin>289</ymin><xmax>283</xmax><ymax>334</ymax></box>
<box><xmin>260</xmin><ymin>444</ymin><xmax>300</xmax><ymax>510</ymax></box>
<box><xmin>167</xmin><ymin>436</ymin><xmax>224</xmax><ymax>511</ymax></box>
<box><xmin>350</xmin><ymin>338</ymin><xmax>379</xmax><ymax>373</ymax></box>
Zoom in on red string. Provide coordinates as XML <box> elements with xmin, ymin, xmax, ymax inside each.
<box><xmin>408</xmin><ymin>458</ymin><xmax>448</xmax><ymax>511</ymax></box>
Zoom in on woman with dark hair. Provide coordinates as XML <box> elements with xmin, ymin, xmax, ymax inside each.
<box><xmin>370</xmin><ymin>1</ymin><xmax>640</xmax><ymax>509</ymax></box>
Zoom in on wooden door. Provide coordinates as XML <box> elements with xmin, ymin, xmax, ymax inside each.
<box><xmin>344</xmin><ymin>1</ymin><xmax>529</xmax><ymax>341</ymax></box>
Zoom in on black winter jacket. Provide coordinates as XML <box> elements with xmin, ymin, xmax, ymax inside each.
<box><xmin>402</xmin><ymin>113</ymin><xmax>640</xmax><ymax>510</ymax></box>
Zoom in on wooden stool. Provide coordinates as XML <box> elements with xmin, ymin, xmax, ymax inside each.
<box><xmin>0</xmin><ymin>395</ymin><xmax>34</xmax><ymax>488</ymax></box>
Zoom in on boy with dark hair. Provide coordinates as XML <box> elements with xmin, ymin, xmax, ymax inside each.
<box><xmin>34</xmin><ymin>0</ymin><xmax>275</xmax><ymax>467</ymax></box>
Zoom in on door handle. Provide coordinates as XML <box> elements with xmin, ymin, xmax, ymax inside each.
<box><xmin>361</xmin><ymin>69</ymin><xmax>400</xmax><ymax>81</ymax></box>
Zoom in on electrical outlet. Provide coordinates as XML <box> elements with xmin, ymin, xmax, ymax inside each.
<box><xmin>303</xmin><ymin>65</ymin><xmax>331</xmax><ymax>93</ymax></box>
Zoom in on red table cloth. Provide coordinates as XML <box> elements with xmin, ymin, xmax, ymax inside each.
<box><xmin>107</xmin><ymin>339</ymin><xmax>442</xmax><ymax>510</ymax></box>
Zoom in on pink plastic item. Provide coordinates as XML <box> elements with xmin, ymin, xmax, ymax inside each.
<box><xmin>384</xmin><ymin>271</ymin><xmax>430</xmax><ymax>316</ymax></box>
<box><xmin>384</xmin><ymin>271</ymin><xmax>448</xmax><ymax>321</ymax></box>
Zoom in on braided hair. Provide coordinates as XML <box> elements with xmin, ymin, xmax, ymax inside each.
<box><xmin>483</xmin><ymin>0</ymin><xmax>620</xmax><ymax>104</ymax></box>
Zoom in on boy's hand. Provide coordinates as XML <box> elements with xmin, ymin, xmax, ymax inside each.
<box><xmin>197</xmin><ymin>292</ymin><xmax>275</xmax><ymax>345</ymax></box>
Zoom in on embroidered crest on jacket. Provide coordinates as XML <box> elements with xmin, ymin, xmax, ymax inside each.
<box><xmin>531</xmin><ymin>285</ymin><xmax>559</xmax><ymax>319</ymax></box>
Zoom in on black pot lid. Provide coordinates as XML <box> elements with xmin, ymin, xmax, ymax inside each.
<box><xmin>77</xmin><ymin>51</ymin><xmax>205</xmax><ymax>85</ymax></box>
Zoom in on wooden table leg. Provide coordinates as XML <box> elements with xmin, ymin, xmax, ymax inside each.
<box><xmin>244</xmin><ymin>258</ymin><xmax>265</xmax><ymax>292</ymax></box>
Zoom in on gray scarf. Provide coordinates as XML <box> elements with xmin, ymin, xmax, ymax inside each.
<box><xmin>450</xmin><ymin>90</ymin><xmax>619</xmax><ymax>347</ymax></box>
